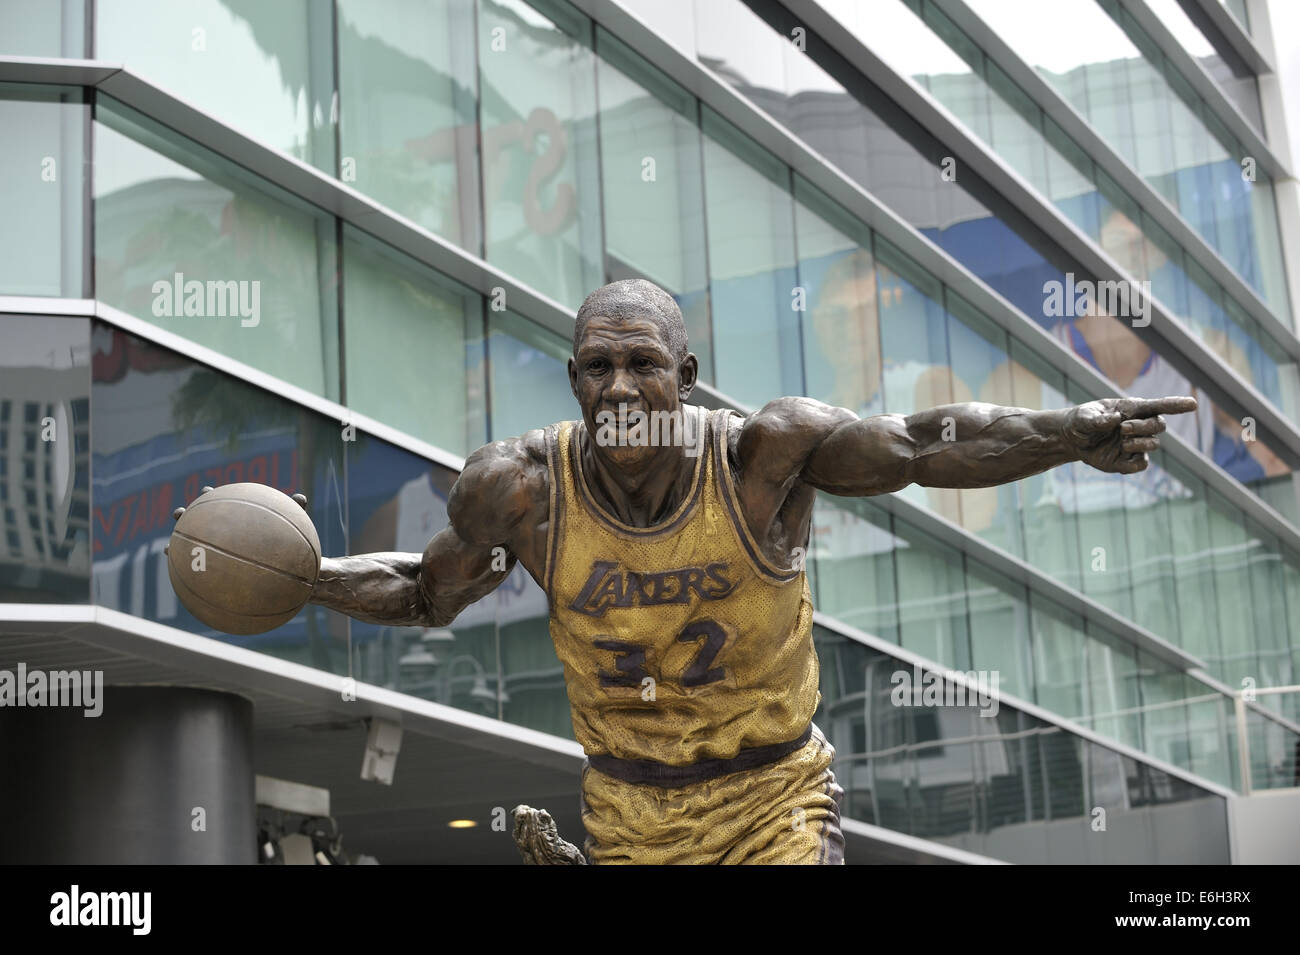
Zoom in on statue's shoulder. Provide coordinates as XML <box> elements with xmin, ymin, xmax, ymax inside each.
<box><xmin>452</xmin><ymin>429</ymin><xmax>552</xmax><ymax>528</ymax></box>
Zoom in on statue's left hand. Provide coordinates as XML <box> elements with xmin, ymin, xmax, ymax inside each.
<box><xmin>1064</xmin><ymin>395</ymin><xmax>1198</xmax><ymax>474</ymax></box>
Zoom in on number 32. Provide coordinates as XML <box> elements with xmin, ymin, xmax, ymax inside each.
<box><xmin>594</xmin><ymin>620</ymin><xmax>728</xmax><ymax>690</ymax></box>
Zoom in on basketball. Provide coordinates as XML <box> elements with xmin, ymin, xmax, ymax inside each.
<box><xmin>167</xmin><ymin>483</ymin><xmax>322</xmax><ymax>635</ymax></box>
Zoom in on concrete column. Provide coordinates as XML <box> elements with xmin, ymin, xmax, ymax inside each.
<box><xmin>0</xmin><ymin>686</ymin><xmax>255</xmax><ymax>863</ymax></box>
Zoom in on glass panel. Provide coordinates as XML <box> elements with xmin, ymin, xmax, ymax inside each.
<box><xmin>0</xmin><ymin>86</ymin><xmax>87</xmax><ymax>298</ymax></box>
<box><xmin>1083</xmin><ymin>623</ymin><xmax>1142</xmax><ymax>750</ymax></box>
<box><xmin>0</xmin><ymin>0</ymin><xmax>86</xmax><ymax>56</ymax></box>
<box><xmin>1243</xmin><ymin>520</ymin><xmax>1289</xmax><ymax>700</ymax></box>
<box><xmin>96</xmin><ymin>0</ymin><xmax>335</xmax><ymax>171</ymax></box>
<box><xmin>345</xmin><ymin>439</ymin><xmax>521</xmax><ymax>720</ymax></box>
<box><xmin>1123</xmin><ymin>451</ymin><xmax>1180</xmax><ymax>640</ymax></box>
<box><xmin>701</xmin><ymin>107</ymin><xmax>801</xmax><ymax>406</ymax></box>
<box><xmin>336</xmin><ymin>0</ymin><xmax>480</xmax><ymax>251</ymax></box>
<box><xmin>1244</xmin><ymin>172</ymin><xmax>1292</xmax><ymax>320</ymax></box>
<box><xmin>1044</xmin><ymin>117</ymin><xmax>1100</xmax><ymax>237</ymax></box>
<box><xmin>1066</xmin><ymin>384</ymin><xmax>1133</xmax><ymax>619</ymax></box>
<box><xmin>966</xmin><ymin>562</ymin><xmax>1032</xmax><ymax>700</ymax></box>
<box><xmin>946</xmin><ymin>292</ymin><xmax>1021</xmax><ymax>555</ymax></box>
<box><xmin>94</xmin><ymin>97</ymin><xmax>340</xmax><ymax>400</ymax></box>
<box><xmin>1205</xmin><ymin>487</ymin><xmax>1255</xmax><ymax>685</ymax></box>
<box><xmin>1030</xmin><ymin>593</ymin><xmax>1087</xmax><ymax>723</ymax></box>
<box><xmin>1139</xmin><ymin>657</ymin><xmax>1193</xmax><ymax>771</ymax></box>
<box><xmin>1009</xmin><ymin>340</ymin><xmax>1081</xmax><ymax>590</ymax></box>
<box><xmin>595</xmin><ymin>27</ymin><xmax>711</xmax><ymax>379</ymax></box>
<box><xmin>90</xmin><ymin>324</ymin><xmax>348</xmax><ymax>655</ymax></box>
<box><xmin>985</xmin><ymin>59</ymin><xmax>1049</xmax><ymax>196</ymax></box>
<box><xmin>809</xmin><ymin>498</ymin><xmax>899</xmax><ymax>643</ymax></box>
<box><xmin>893</xmin><ymin>518</ymin><xmax>970</xmax><ymax>670</ymax></box>
<box><xmin>342</xmin><ymin>226</ymin><xmax>486</xmax><ymax>456</ymax></box>
<box><xmin>0</xmin><ymin>315</ymin><xmax>91</xmax><ymax>603</ymax></box>
<box><xmin>874</xmin><ymin>237</ymin><xmax>958</xmax><ymax>521</ymax></box>
<box><xmin>477</xmin><ymin>0</ymin><xmax>603</xmax><ymax>310</ymax></box>
<box><xmin>1186</xmin><ymin>688</ymin><xmax>1236</xmax><ymax>789</ymax></box>
<box><xmin>1163</xmin><ymin>456</ymin><xmax>1221</xmax><ymax>665</ymax></box>
<box><xmin>487</xmin><ymin>310</ymin><xmax>579</xmax><ymax>441</ymax></box>
<box><xmin>794</xmin><ymin>176</ymin><xmax>880</xmax><ymax>415</ymax></box>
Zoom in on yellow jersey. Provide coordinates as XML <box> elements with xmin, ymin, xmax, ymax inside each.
<box><xmin>542</xmin><ymin>405</ymin><xmax>820</xmax><ymax>769</ymax></box>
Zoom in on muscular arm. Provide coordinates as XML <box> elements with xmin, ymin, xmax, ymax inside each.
<box><xmin>740</xmin><ymin>394</ymin><xmax>1196</xmax><ymax>498</ymax></box>
<box><xmin>308</xmin><ymin>431</ymin><xmax>547</xmax><ymax>627</ymax></box>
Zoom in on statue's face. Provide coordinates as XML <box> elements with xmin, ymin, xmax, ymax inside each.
<box><xmin>568</xmin><ymin>312</ymin><xmax>695</xmax><ymax>469</ymax></box>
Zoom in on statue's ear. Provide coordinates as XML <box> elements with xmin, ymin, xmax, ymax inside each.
<box><xmin>678</xmin><ymin>353</ymin><xmax>698</xmax><ymax>400</ymax></box>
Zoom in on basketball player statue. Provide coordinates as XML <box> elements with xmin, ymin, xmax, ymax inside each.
<box><xmin>296</xmin><ymin>279</ymin><xmax>1194</xmax><ymax>864</ymax></box>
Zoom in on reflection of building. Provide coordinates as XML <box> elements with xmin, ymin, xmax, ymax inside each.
<box><xmin>0</xmin><ymin>325</ymin><xmax>90</xmax><ymax>601</ymax></box>
<box><xmin>2</xmin><ymin>0</ymin><xmax>1300</xmax><ymax>864</ymax></box>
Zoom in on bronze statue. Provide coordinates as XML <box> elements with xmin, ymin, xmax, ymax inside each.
<box><xmin>299</xmin><ymin>279</ymin><xmax>1193</xmax><ymax>864</ymax></box>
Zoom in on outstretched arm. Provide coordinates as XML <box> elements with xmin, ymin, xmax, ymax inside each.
<box><xmin>741</xmin><ymin>395</ymin><xmax>1197</xmax><ymax>497</ymax></box>
<box><xmin>309</xmin><ymin>433</ymin><xmax>545</xmax><ymax>626</ymax></box>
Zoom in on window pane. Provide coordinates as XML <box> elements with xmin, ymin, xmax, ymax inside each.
<box><xmin>701</xmin><ymin>107</ymin><xmax>801</xmax><ymax>405</ymax></box>
<box><xmin>1010</xmin><ymin>341</ymin><xmax>1082</xmax><ymax>590</ymax></box>
<box><xmin>478</xmin><ymin>0</ymin><xmax>602</xmax><ymax>310</ymax></box>
<box><xmin>947</xmin><ymin>292</ymin><xmax>1022</xmax><ymax>555</ymax></box>
<box><xmin>1123</xmin><ymin>452</ymin><xmax>1180</xmax><ymax>639</ymax></box>
<box><xmin>809</xmin><ymin>498</ymin><xmax>899</xmax><ymax>643</ymax></box>
<box><xmin>94</xmin><ymin>98</ymin><xmax>340</xmax><ymax>400</ymax></box>
<box><xmin>1066</xmin><ymin>384</ymin><xmax>1133</xmax><ymax>619</ymax></box>
<box><xmin>0</xmin><ymin>315</ymin><xmax>90</xmax><ymax>603</ymax></box>
<box><xmin>337</xmin><ymin>0</ymin><xmax>480</xmax><ymax>251</ymax></box>
<box><xmin>0</xmin><ymin>0</ymin><xmax>86</xmax><ymax>56</ymax></box>
<box><xmin>1083</xmin><ymin>624</ymin><xmax>1142</xmax><ymax>750</ymax></box>
<box><xmin>0</xmin><ymin>86</ymin><xmax>87</xmax><ymax>297</ymax></box>
<box><xmin>90</xmin><ymin>324</ymin><xmax>348</xmax><ymax>652</ymax></box>
<box><xmin>96</xmin><ymin>0</ymin><xmax>335</xmax><ymax>171</ymax></box>
<box><xmin>966</xmin><ymin>562</ymin><xmax>1032</xmax><ymax>700</ymax></box>
<box><xmin>595</xmin><ymin>27</ymin><xmax>710</xmax><ymax>378</ymax></box>
<box><xmin>1030</xmin><ymin>593</ymin><xmax>1086</xmax><ymax>723</ymax></box>
<box><xmin>487</xmin><ymin>310</ymin><xmax>578</xmax><ymax>441</ymax></box>
<box><xmin>894</xmin><ymin>519</ymin><xmax>970</xmax><ymax>670</ymax></box>
<box><xmin>874</xmin><ymin>237</ymin><xmax>958</xmax><ymax>521</ymax></box>
<box><xmin>342</xmin><ymin>226</ymin><xmax>486</xmax><ymax>455</ymax></box>
<box><xmin>795</xmin><ymin>176</ymin><xmax>880</xmax><ymax>415</ymax></box>
<box><xmin>1205</xmin><ymin>487</ymin><xmax>1254</xmax><ymax>685</ymax></box>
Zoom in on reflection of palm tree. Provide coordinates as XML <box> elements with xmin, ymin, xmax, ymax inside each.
<box><xmin>171</xmin><ymin>366</ymin><xmax>360</xmax><ymax>671</ymax></box>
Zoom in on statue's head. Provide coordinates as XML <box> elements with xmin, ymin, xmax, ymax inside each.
<box><xmin>568</xmin><ymin>279</ymin><xmax>699</xmax><ymax>468</ymax></box>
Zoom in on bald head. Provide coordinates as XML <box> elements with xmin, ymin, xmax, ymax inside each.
<box><xmin>574</xmin><ymin>279</ymin><xmax>688</xmax><ymax>364</ymax></box>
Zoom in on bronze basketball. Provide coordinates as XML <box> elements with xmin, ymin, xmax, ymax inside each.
<box><xmin>167</xmin><ymin>483</ymin><xmax>321</xmax><ymax>635</ymax></box>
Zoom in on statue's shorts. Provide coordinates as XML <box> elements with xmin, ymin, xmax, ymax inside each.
<box><xmin>579</xmin><ymin>724</ymin><xmax>845</xmax><ymax>865</ymax></box>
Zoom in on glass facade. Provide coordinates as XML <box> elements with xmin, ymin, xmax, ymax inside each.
<box><xmin>961</xmin><ymin>0</ymin><xmax>1288</xmax><ymax>318</ymax></box>
<box><xmin>2</xmin><ymin>0</ymin><xmax>1299</xmax><ymax>861</ymax></box>
<box><xmin>815</xmin><ymin>624</ymin><xmax>1232</xmax><ymax>863</ymax></box>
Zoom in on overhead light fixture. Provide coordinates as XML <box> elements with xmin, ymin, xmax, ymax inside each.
<box><xmin>447</xmin><ymin>819</ymin><xmax>477</xmax><ymax>829</ymax></box>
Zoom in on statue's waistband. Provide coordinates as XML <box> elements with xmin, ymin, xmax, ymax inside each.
<box><xmin>585</xmin><ymin>724</ymin><xmax>813</xmax><ymax>788</ymax></box>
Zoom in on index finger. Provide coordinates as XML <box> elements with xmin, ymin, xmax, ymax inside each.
<box><xmin>1120</xmin><ymin>396</ymin><xmax>1198</xmax><ymax>418</ymax></box>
